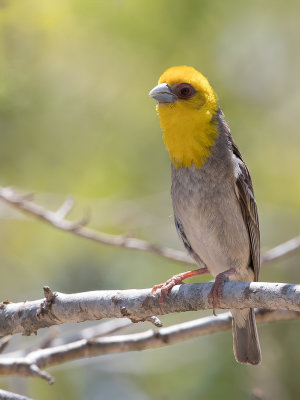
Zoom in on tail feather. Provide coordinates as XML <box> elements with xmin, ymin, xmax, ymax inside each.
<box><xmin>231</xmin><ymin>308</ymin><xmax>261</xmax><ymax>365</ymax></box>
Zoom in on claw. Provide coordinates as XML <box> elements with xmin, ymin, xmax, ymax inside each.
<box><xmin>208</xmin><ymin>281</ymin><xmax>223</xmax><ymax>316</ymax></box>
<box><xmin>151</xmin><ymin>275</ymin><xmax>182</xmax><ymax>310</ymax></box>
<box><xmin>151</xmin><ymin>267</ymin><xmax>209</xmax><ymax>309</ymax></box>
<box><xmin>208</xmin><ymin>268</ymin><xmax>236</xmax><ymax>316</ymax></box>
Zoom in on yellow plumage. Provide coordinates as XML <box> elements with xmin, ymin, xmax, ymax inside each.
<box><xmin>156</xmin><ymin>66</ymin><xmax>219</xmax><ymax>169</ymax></box>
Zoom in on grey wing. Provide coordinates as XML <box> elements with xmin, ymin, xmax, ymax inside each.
<box><xmin>232</xmin><ymin>143</ymin><xmax>260</xmax><ymax>281</ymax></box>
<box><xmin>174</xmin><ymin>218</ymin><xmax>194</xmax><ymax>255</ymax></box>
<box><xmin>217</xmin><ymin>108</ymin><xmax>260</xmax><ymax>281</ymax></box>
<box><xmin>174</xmin><ymin>217</ymin><xmax>206</xmax><ymax>267</ymax></box>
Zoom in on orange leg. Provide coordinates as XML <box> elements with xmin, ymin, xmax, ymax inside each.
<box><xmin>151</xmin><ymin>268</ymin><xmax>209</xmax><ymax>308</ymax></box>
<box><xmin>208</xmin><ymin>267</ymin><xmax>236</xmax><ymax>316</ymax></box>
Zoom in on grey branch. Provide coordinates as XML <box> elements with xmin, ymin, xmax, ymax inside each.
<box><xmin>44</xmin><ymin>319</ymin><xmax>133</xmax><ymax>347</ymax></box>
<box><xmin>261</xmin><ymin>235</ymin><xmax>300</xmax><ymax>265</ymax></box>
<box><xmin>0</xmin><ymin>186</ymin><xmax>192</xmax><ymax>264</ymax></box>
<box><xmin>1</xmin><ymin>282</ymin><xmax>300</xmax><ymax>338</ymax></box>
<box><xmin>0</xmin><ymin>389</ymin><xmax>38</xmax><ymax>400</ymax></box>
<box><xmin>0</xmin><ymin>186</ymin><xmax>299</xmax><ymax>266</ymax></box>
<box><xmin>0</xmin><ymin>336</ymin><xmax>11</xmax><ymax>354</ymax></box>
<box><xmin>0</xmin><ymin>310</ymin><xmax>299</xmax><ymax>383</ymax></box>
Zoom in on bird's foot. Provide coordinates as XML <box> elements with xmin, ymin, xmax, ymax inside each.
<box><xmin>151</xmin><ymin>268</ymin><xmax>209</xmax><ymax>308</ymax></box>
<box><xmin>208</xmin><ymin>268</ymin><xmax>236</xmax><ymax>316</ymax></box>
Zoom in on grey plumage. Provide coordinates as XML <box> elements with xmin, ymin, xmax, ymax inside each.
<box><xmin>232</xmin><ymin>309</ymin><xmax>261</xmax><ymax>365</ymax></box>
<box><xmin>171</xmin><ymin>109</ymin><xmax>261</xmax><ymax>365</ymax></box>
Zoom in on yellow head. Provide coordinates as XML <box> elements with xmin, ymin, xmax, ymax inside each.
<box><xmin>149</xmin><ymin>66</ymin><xmax>219</xmax><ymax>169</ymax></box>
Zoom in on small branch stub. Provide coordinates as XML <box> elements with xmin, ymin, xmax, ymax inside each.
<box><xmin>120</xmin><ymin>306</ymin><xmax>163</xmax><ymax>327</ymax></box>
<box><xmin>37</xmin><ymin>287</ymin><xmax>57</xmax><ymax>319</ymax></box>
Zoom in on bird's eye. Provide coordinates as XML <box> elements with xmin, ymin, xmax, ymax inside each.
<box><xmin>176</xmin><ymin>83</ymin><xmax>195</xmax><ymax>99</ymax></box>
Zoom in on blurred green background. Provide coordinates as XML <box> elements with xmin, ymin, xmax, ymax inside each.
<box><xmin>0</xmin><ymin>0</ymin><xmax>299</xmax><ymax>399</ymax></box>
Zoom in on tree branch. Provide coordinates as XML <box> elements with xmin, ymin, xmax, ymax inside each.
<box><xmin>0</xmin><ymin>336</ymin><xmax>11</xmax><ymax>354</ymax></box>
<box><xmin>1</xmin><ymin>282</ymin><xmax>299</xmax><ymax>338</ymax></box>
<box><xmin>261</xmin><ymin>235</ymin><xmax>300</xmax><ymax>265</ymax></box>
<box><xmin>0</xmin><ymin>186</ymin><xmax>193</xmax><ymax>264</ymax></box>
<box><xmin>0</xmin><ymin>389</ymin><xmax>38</xmax><ymax>400</ymax></box>
<box><xmin>44</xmin><ymin>318</ymin><xmax>133</xmax><ymax>347</ymax></box>
<box><xmin>0</xmin><ymin>186</ymin><xmax>299</xmax><ymax>266</ymax></box>
<box><xmin>0</xmin><ymin>310</ymin><xmax>299</xmax><ymax>383</ymax></box>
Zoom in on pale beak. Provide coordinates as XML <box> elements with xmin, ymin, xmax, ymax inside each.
<box><xmin>149</xmin><ymin>83</ymin><xmax>176</xmax><ymax>104</ymax></box>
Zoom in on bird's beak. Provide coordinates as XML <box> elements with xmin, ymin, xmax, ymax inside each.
<box><xmin>149</xmin><ymin>83</ymin><xmax>175</xmax><ymax>104</ymax></box>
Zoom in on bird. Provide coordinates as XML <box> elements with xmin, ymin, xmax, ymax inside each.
<box><xmin>149</xmin><ymin>65</ymin><xmax>261</xmax><ymax>365</ymax></box>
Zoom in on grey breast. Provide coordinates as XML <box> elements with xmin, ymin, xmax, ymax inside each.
<box><xmin>171</xmin><ymin>114</ymin><xmax>250</xmax><ymax>278</ymax></box>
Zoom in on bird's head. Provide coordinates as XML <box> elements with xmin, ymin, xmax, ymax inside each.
<box><xmin>149</xmin><ymin>65</ymin><xmax>217</xmax><ymax>110</ymax></box>
<box><xmin>149</xmin><ymin>66</ymin><xmax>219</xmax><ymax>169</ymax></box>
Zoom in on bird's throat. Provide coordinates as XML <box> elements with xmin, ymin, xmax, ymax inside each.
<box><xmin>158</xmin><ymin>103</ymin><xmax>219</xmax><ymax>169</ymax></box>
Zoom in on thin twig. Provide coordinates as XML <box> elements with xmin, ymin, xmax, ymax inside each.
<box><xmin>1</xmin><ymin>186</ymin><xmax>299</xmax><ymax>266</ymax></box>
<box><xmin>261</xmin><ymin>236</ymin><xmax>300</xmax><ymax>265</ymax></box>
<box><xmin>0</xmin><ymin>186</ymin><xmax>193</xmax><ymax>264</ymax></box>
<box><xmin>48</xmin><ymin>319</ymin><xmax>133</xmax><ymax>347</ymax></box>
<box><xmin>0</xmin><ymin>389</ymin><xmax>38</xmax><ymax>400</ymax></box>
<box><xmin>0</xmin><ymin>310</ymin><xmax>298</xmax><ymax>383</ymax></box>
<box><xmin>0</xmin><ymin>319</ymin><xmax>133</xmax><ymax>362</ymax></box>
<box><xmin>1</xmin><ymin>282</ymin><xmax>299</xmax><ymax>338</ymax></box>
<box><xmin>0</xmin><ymin>336</ymin><xmax>11</xmax><ymax>354</ymax></box>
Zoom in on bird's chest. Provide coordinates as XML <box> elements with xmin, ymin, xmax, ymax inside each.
<box><xmin>171</xmin><ymin>164</ymin><xmax>250</xmax><ymax>277</ymax></box>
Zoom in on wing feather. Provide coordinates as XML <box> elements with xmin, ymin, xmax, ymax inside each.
<box><xmin>229</xmin><ymin>135</ymin><xmax>260</xmax><ymax>281</ymax></box>
<box><xmin>174</xmin><ymin>217</ymin><xmax>207</xmax><ymax>268</ymax></box>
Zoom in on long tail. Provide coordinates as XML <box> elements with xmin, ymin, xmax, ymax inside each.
<box><xmin>231</xmin><ymin>308</ymin><xmax>261</xmax><ymax>365</ymax></box>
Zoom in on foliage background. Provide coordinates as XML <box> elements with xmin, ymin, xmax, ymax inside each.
<box><xmin>0</xmin><ymin>1</ymin><xmax>299</xmax><ymax>399</ymax></box>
